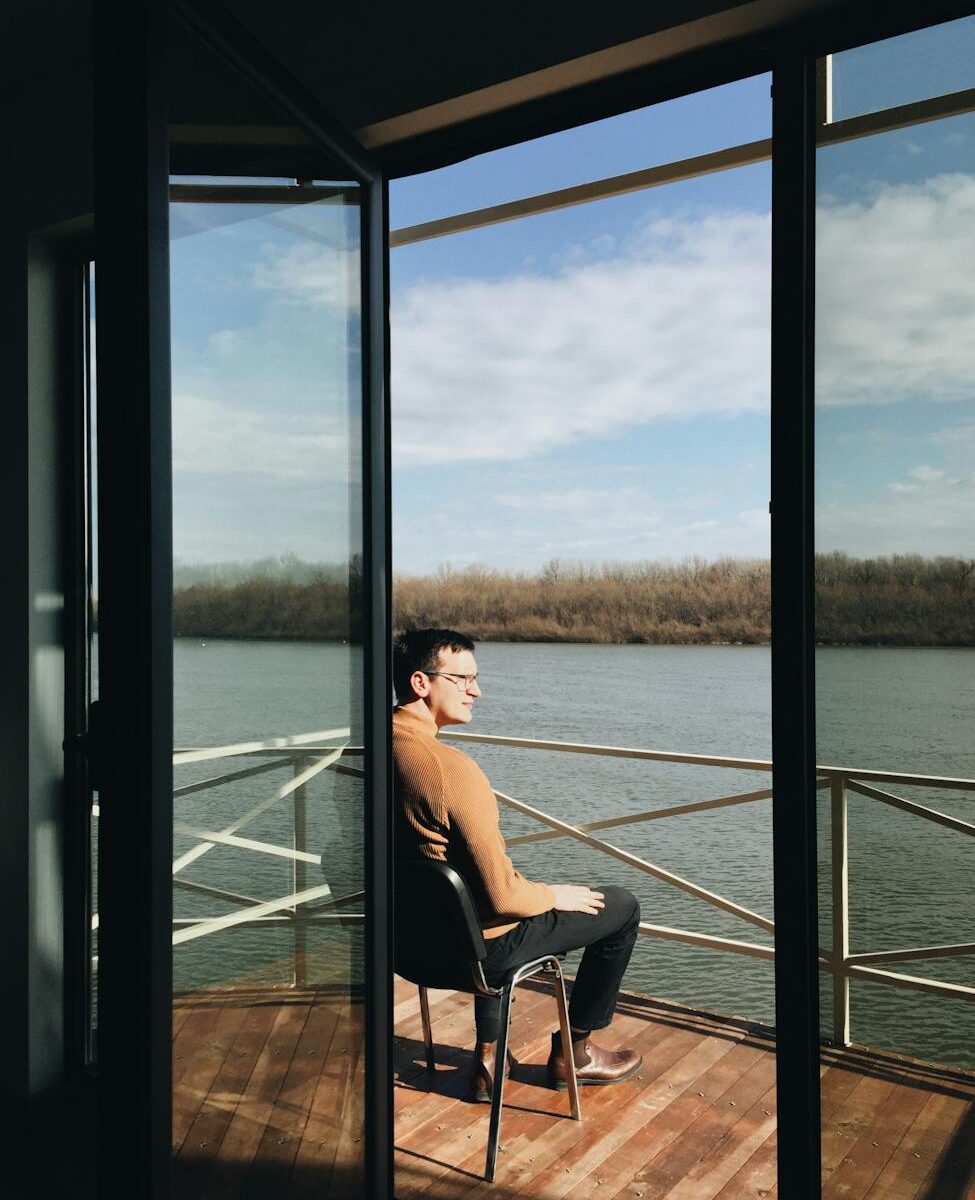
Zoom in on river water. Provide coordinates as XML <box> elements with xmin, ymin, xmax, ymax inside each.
<box><xmin>171</xmin><ymin>639</ymin><xmax>974</xmax><ymax>1069</ymax></box>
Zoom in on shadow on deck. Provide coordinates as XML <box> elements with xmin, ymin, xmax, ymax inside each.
<box><xmin>169</xmin><ymin>977</ymin><xmax>975</xmax><ymax>1199</ymax></box>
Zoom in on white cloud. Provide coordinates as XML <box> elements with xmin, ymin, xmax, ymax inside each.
<box><xmin>818</xmin><ymin>461</ymin><xmax>975</xmax><ymax>556</ymax></box>
<box><xmin>384</xmin><ymin>175</ymin><xmax>975</xmax><ymax>472</ymax></box>
<box><xmin>817</xmin><ymin>173</ymin><xmax>975</xmax><ymax>407</ymax></box>
<box><xmin>167</xmin><ymin>172</ymin><xmax>975</xmax><ymax>566</ymax></box>
<box><xmin>390</xmin><ymin>210</ymin><xmax>771</xmax><ymax>466</ymax></box>
<box><xmin>929</xmin><ymin>421</ymin><xmax>975</xmax><ymax>450</ymax></box>
<box><xmin>169</xmin><ymin>216</ymin><xmax>363</xmax><ymax>562</ymax></box>
<box><xmin>253</xmin><ymin>242</ymin><xmax>360</xmax><ymax>313</ymax></box>
<box><xmin>418</xmin><ymin>485</ymin><xmax>770</xmax><ymax>569</ymax></box>
<box><xmin>889</xmin><ymin>464</ymin><xmax>950</xmax><ymax>493</ymax></box>
<box><xmin>172</xmin><ymin>392</ymin><xmax>351</xmax><ymax>481</ymax></box>
<box><xmin>496</xmin><ymin>486</ymin><xmax>660</xmax><ymax>520</ymax></box>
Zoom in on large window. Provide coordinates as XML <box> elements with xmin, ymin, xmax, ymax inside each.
<box><xmin>816</xmin><ymin>17</ymin><xmax>975</xmax><ymax>1195</ymax></box>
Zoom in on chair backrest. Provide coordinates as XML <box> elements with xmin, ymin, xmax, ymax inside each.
<box><xmin>394</xmin><ymin>859</ymin><xmax>488</xmax><ymax>990</ymax></box>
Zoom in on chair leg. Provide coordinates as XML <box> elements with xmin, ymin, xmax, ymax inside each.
<box><xmin>484</xmin><ymin>985</ymin><xmax>514</xmax><ymax>1183</ymax></box>
<box><xmin>553</xmin><ymin>965</ymin><xmax>582</xmax><ymax>1121</ymax></box>
<box><xmin>418</xmin><ymin>986</ymin><xmax>435</xmax><ymax>1072</ymax></box>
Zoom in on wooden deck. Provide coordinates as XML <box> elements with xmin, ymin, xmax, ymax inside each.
<box><xmin>170</xmin><ymin>978</ymin><xmax>975</xmax><ymax>1199</ymax></box>
<box><xmin>172</xmin><ymin>985</ymin><xmax>365</xmax><ymax>1199</ymax></box>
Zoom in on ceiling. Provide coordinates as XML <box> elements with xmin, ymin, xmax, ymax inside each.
<box><xmin>220</xmin><ymin>0</ymin><xmax>837</xmax><ymax>167</ymax></box>
<box><xmin>4</xmin><ymin>0</ymin><xmax>970</xmax><ymax>174</ymax></box>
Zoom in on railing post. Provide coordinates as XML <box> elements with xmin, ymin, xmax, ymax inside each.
<box><xmin>293</xmin><ymin>758</ymin><xmax>308</xmax><ymax>988</ymax></box>
<box><xmin>831</xmin><ymin>774</ymin><xmax>850</xmax><ymax>1046</ymax></box>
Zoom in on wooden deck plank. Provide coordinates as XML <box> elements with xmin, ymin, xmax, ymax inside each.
<box><xmin>820</xmin><ymin>1059</ymin><xmax>871</xmax><ymax>1118</ymax></box>
<box><xmin>173</xmin><ymin>997</ymin><xmax>232</xmax><ymax>1095</ymax></box>
<box><xmin>820</xmin><ymin>1073</ymin><xmax>899</xmax><ymax>1178</ymax></box>
<box><xmin>234</xmin><ymin>996</ymin><xmax>344</xmax><ymax>1198</ymax></box>
<box><xmin>612</xmin><ymin>1052</ymin><xmax>779</xmax><ymax>1200</ymax></box>
<box><xmin>285</xmin><ymin>996</ymin><xmax>363</xmax><ymax>1200</ymax></box>
<box><xmin>558</xmin><ymin>1036</ymin><xmax>771</xmax><ymax>1200</ymax></box>
<box><xmin>395</xmin><ymin>1006</ymin><xmax>651</xmax><ymax>1198</ymax></box>
<box><xmin>411</xmin><ymin>1016</ymin><xmax>736</xmax><ymax>1200</ymax></box>
<box><xmin>166</xmin><ymin>982</ymin><xmax>974</xmax><ymax>1200</ymax></box>
<box><xmin>822</xmin><ymin>1072</ymin><xmax>932</xmax><ymax>1200</ymax></box>
<box><xmin>662</xmin><ymin>1082</ymin><xmax>777</xmax><ymax>1200</ymax></box>
<box><xmin>324</xmin><ymin>1031</ymin><xmax>366</xmax><ymax>1199</ymax></box>
<box><xmin>711</xmin><ymin>1131</ymin><xmax>777</xmax><ymax>1200</ymax></box>
<box><xmin>173</xmin><ymin>998</ymin><xmax>196</xmax><ymax>1041</ymax></box>
<box><xmin>192</xmin><ymin>997</ymin><xmax>312</xmax><ymax>1200</ymax></box>
<box><xmin>914</xmin><ymin>1099</ymin><xmax>975</xmax><ymax>1200</ymax></box>
<box><xmin>446</xmin><ymin>993</ymin><xmax>768</xmax><ymax>1200</ymax></box>
<box><xmin>173</xmin><ymin>996</ymin><xmax>277</xmax><ymax>1158</ymax></box>
<box><xmin>396</xmin><ymin>985</ymin><xmax>467</xmax><ymax>1028</ymax></box>
<box><xmin>397</xmin><ymin>988</ymin><xmax>477</xmax><ymax>1046</ymax></box>
<box><xmin>865</xmin><ymin>1091</ymin><xmax>972</xmax><ymax>1200</ymax></box>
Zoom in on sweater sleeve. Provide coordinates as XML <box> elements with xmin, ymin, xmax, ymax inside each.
<box><xmin>441</xmin><ymin>751</ymin><xmax>556</xmax><ymax>921</ymax></box>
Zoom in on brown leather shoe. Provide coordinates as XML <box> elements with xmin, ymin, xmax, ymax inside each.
<box><xmin>469</xmin><ymin>1042</ymin><xmax>513</xmax><ymax>1102</ymax></box>
<box><xmin>546</xmin><ymin>1032</ymin><xmax>642</xmax><ymax>1090</ymax></box>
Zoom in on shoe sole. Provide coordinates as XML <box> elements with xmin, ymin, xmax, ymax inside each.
<box><xmin>549</xmin><ymin>1056</ymin><xmax>643</xmax><ymax>1090</ymax></box>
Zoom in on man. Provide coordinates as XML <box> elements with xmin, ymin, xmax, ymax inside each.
<box><xmin>393</xmin><ymin>627</ymin><xmax>642</xmax><ymax>1100</ymax></box>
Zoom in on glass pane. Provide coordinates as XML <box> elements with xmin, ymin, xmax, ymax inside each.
<box><xmin>830</xmin><ymin>14</ymin><xmax>975</xmax><ymax>121</ymax></box>
<box><xmin>816</xmin><ymin>39</ymin><xmax>975</xmax><ymax>1198</ymax></box>
<box><xmin>168</xmin><ymin>21</ymin><xmax>366</xmax><ymax>1197</ymax></box>
<box><xmin>391</xmin><ymin>75</ymin><xmax>776</xmax><ymax>1193</ymax></box>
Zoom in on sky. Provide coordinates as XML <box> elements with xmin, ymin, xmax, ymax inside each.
<box><xmin>166</xmin><ymin>15</ymin><xmax>975</xmax><ymax>575</ymax></box>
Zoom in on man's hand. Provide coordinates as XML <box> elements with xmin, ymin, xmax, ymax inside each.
<box><xmin>550</xmin><ymin>884</ymin><xmax>605</xmax><ymax>914</ymax></box>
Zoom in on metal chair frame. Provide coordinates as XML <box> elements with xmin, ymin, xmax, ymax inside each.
<box><xmin>396</xmin><ymin>861</ymin><xmax>581</xmax><ymax>1182</ymax></box>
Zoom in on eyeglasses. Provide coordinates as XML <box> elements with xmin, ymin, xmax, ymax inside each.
<box><xmin>424</xmin><ymin>671</ymin><xmax>479</xmax><ymax>690</ymax></box>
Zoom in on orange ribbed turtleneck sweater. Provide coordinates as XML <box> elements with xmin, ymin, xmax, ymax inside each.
<box><xmin>392</xmin><ymin>705</ymin><xmax>556</xmax><ymax>938</ymax></box>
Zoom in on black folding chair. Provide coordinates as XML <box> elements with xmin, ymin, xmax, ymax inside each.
<box><xmin>394</xmin><ymin>859</ymin><xmax>582</xmax><ymax>1182</ymax></box>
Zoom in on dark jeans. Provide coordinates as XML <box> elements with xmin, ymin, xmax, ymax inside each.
<box><xmin>474</xmin><ymin>885</ymin><xmax>640</xmax><ymax>1042</ymax></box>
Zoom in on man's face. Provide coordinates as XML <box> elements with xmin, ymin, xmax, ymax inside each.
<box><xmin>419</xmin><ymin>647</ymin><xmax>481</xmax><ymax>728</ymax></box>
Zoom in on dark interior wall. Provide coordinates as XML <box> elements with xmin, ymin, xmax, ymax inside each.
<box><xmin>0</xmin><ymin>32</ymin><xmax>93</xmax><ymax>1111</ymax></box>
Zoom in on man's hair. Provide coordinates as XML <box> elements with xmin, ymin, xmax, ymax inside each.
<box><xmin>393</xmin><ymin>627</ymin><xmax>475</xmax><ymax>701</ymax></box>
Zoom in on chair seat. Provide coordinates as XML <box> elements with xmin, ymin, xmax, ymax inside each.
<box><xmin>398</xmin><ymin>949</ymin><xmax>560</xmax><ymax>994</ymax></box>
<box><xmin>396</xmin><ymin>956</ymin><xmax>481</xmax><ymax>993</ymax></box>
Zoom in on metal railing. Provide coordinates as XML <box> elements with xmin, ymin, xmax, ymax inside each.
<box><xmin>161</xmin><ymin>728</ymin><xmax>360</xmax><ymax>988</ymax></box>
<box><xmin>442</xmin><ymin>730</ymin><xmax>975</xmax><ymax>1045</ymax></box>
<box><xmin>95</xmin><ymin>727</ymin><xmax>974</xmax><ymax>1043</ymax></box>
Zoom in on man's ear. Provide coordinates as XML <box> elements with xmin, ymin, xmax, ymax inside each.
<box><xmin>410</xmin><ymin>669</ymin><xmax>431</xmax><ymax>698</ymax></box>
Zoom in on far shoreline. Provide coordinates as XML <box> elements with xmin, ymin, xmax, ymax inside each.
<box><xmin>171</xmin><ymin>634</ymin><xmax>975</xmax><ymax>650</ymax></box>
<box><xmin>170</xmin><ymin>554</ymin><xmax>975</xmax><ymax>649</ymax></box>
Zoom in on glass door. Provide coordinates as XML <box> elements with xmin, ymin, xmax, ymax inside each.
<box><xmin>165</xmin><ymin>13</ymin><xmax>389</xmax><ymax>1197</ymax></box>
<box><xmin>814</xmin><ymin>17</ymin><xmax>975</xmax><ymax>1198</ymax></box>
<box><xmin>168</xmin><ymin>178</ymin><xmax>367</xmax><ymax>1198</ymax></box>
<box><xmin>93</xmin><ymin>6</ymin><xmax>390</xmax><ymax>1196</ymax></box>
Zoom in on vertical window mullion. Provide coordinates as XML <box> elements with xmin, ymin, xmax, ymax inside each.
<box><xmin>362</xmin><ymin>172</ymin><xmax>394</xmax><ymax>1200</ymax></box>
<box><xmin>770</xmin><ymin>51</ymin><xmax>822</xmax><ymax>1200</ymax></box>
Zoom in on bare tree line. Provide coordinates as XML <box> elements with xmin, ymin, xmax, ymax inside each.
<box><xmin>170</xmin><ymin>553</ymin><xmax>974</xmax><ymax>646</ymax></box>
<box><xmin>394</xmin><ymin>558</ymin><xmax>770</xmax><ymax>644</ymax></box>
